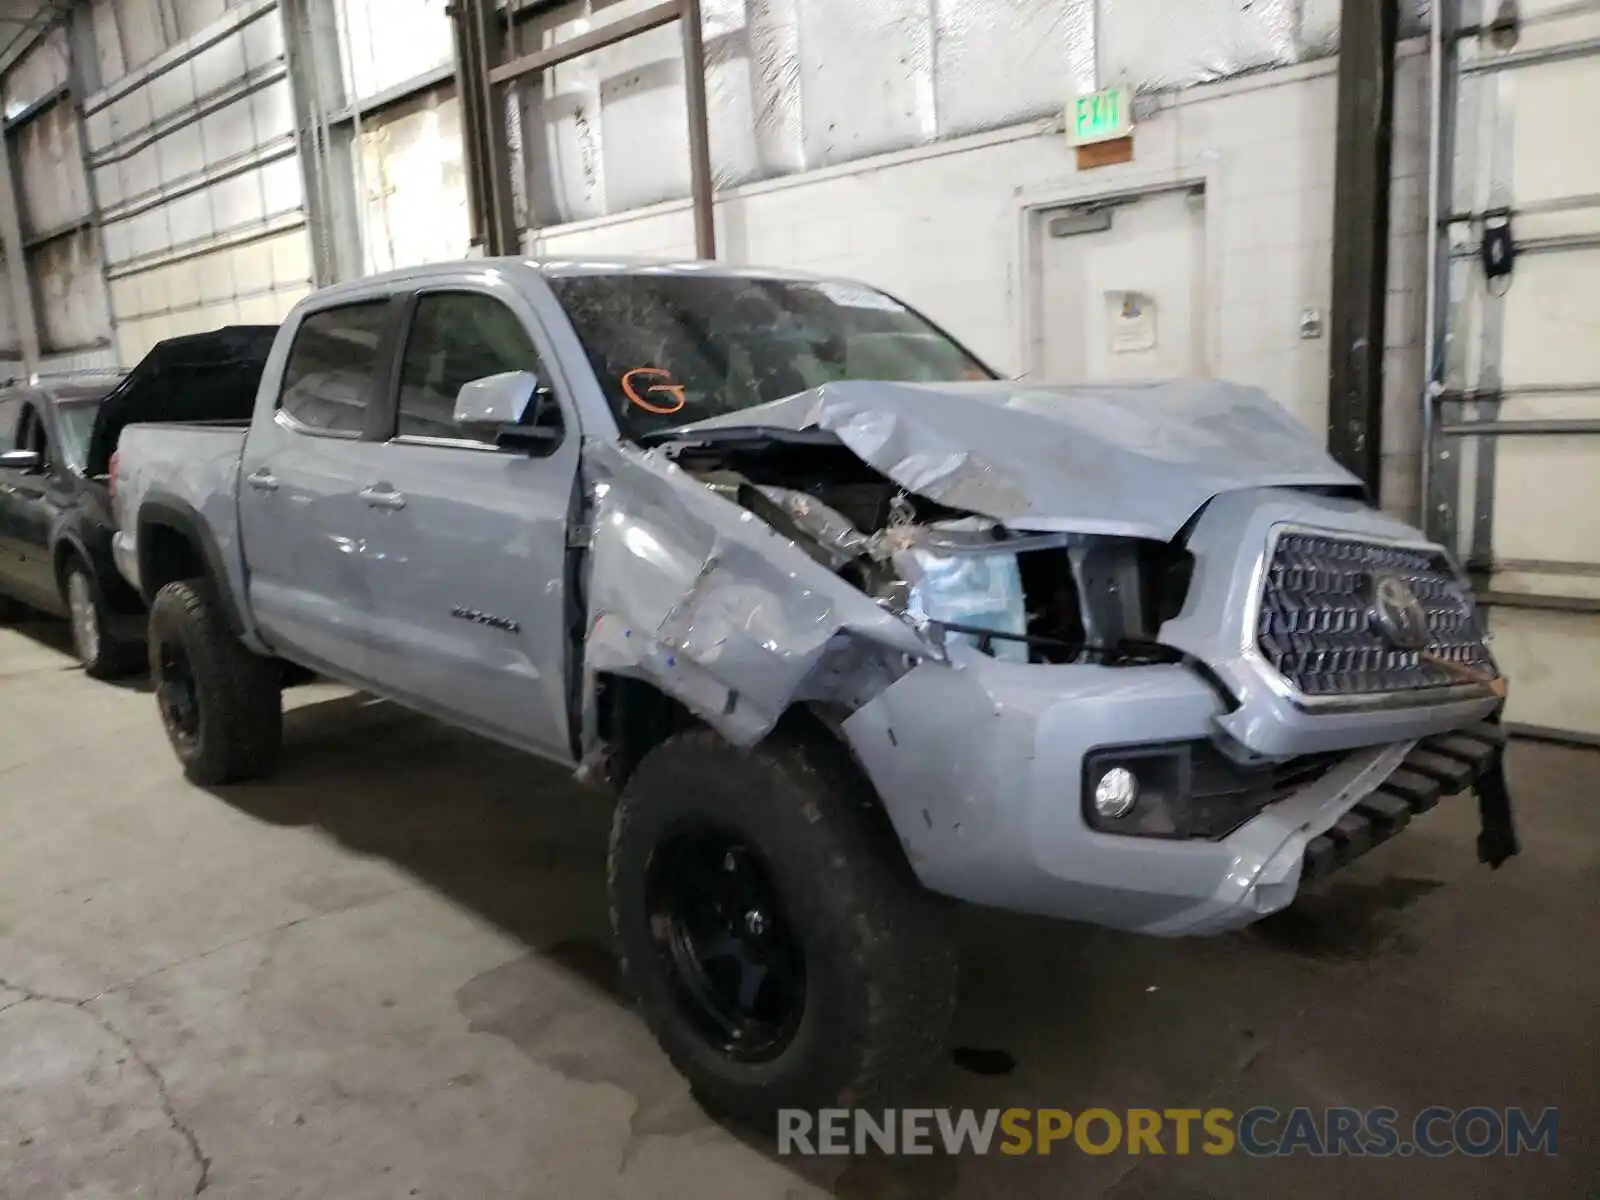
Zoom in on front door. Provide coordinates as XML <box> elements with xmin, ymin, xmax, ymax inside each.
<box><xmin>359</xmin><ymin>284</ymin><xmax>581</xmax><ymax>759</ymax></box>
<box><xmin>237</xmin><ymin>297</ymin><xmax>397</xmax><ymax>680</ymax></box>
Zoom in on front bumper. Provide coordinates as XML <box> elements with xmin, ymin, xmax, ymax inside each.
<box><xmin>841</xmin><ymin>652</ymin><xmax>1508</xmax><ymax>936</ymax></box>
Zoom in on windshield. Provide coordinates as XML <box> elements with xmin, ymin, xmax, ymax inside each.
<box><xmin>547</xmin><ymin>273</ymin><xmax>995</xmax><ymax>439</ymax></box>
<box><xmin>55</xmin><ymin>400</ymin><xmax>101</xmax><ymax>470</ymax></box>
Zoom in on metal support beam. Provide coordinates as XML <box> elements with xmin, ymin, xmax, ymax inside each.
<box><xmin>1327</xmin><ymin>0</ymin><xmax>1400</xmax><ymax>493</ymax></box>
<box><xmin>681</xmin><ymin>0</ymin><xmax>713</xmax><ymax>259</ymax></box>
<box><xmin>488</xmin><ymin>1</ymin><xmax>679</xmax><ymax>85</ymax></box>
<box><xmin>452</xmin><ymin>0</ymin><xmax>518</xmax><ymax>256</ymax></box>
<box><xmin>281</xmin><ymin>0</ymin><xmax>363</xmax><ymax>284</ymax></box>
<box><xmin>475</xmin><ymin>0</ymin><xmax>716</xmax><ymax>259</ymax></box>
<box><xmin>0</xmin><ymin>124</ymin><xmax>42</xmax><ymax>374</ymax></box>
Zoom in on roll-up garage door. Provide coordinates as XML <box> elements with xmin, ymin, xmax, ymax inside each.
<box><xmin>1426</xmin><ymin>0</ymin><xmax>1600</xmax><ymax>742</ymax></box>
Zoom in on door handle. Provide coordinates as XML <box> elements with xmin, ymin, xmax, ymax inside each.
<box><xmin>247</xmin><ymin>467</ymin><xmax>279</xmax><ymax>492</ymax></box>
<box><xmin>359</xmin><ymin>484</ymin><xmax>406</xmax><ymax>510</ymax></box>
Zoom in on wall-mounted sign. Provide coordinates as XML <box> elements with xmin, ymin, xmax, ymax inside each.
<box><xmin>1069</xmin><ymin>87</ymin><xmax>1134</xmax><ymax>147</ymax></box>
<box><xmin>1109</xmin><ymin>291</ymin><xmax>1157</xmax><ymax>354</ymax></box>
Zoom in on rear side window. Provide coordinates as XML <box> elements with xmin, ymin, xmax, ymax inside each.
<box><xmin>279</xmin><ymin>300</ymin><xmax>391</xmax><ymax>434</ymax></box>
<box><xmin>395</xmin><ymin>292</ymin><xmax>548</xmax><ymax>441</ymax></box>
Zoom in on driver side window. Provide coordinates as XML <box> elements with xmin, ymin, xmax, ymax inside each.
<box><xmin>395</xmin><ymin>292</ymin><xmax>557</xmax><ymax>443</ymax></box>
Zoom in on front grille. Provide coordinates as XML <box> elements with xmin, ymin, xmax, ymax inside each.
<box><xmin>1187</xmin><ymin>746</ymin><xmax>1343</xmax><ymax>839</ymax></box>
<box><xmin>1256</xmin><ymin>530</ymin><xmax>1495</xmax><ymax>698</ymax></box>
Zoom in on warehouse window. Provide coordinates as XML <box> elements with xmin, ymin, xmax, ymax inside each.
<box><xmin>395</xmin><ymin>293</ymin><xmax>548</xmax><ymax>442</ymax></box>
<box><xmin>279</xmin><ymin>301</ymin><xmax>392</xmax><ymax>435</ymax></box>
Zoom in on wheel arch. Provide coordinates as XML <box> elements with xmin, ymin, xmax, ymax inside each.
<box><xmin>136</xmin><ymin>496</ymin><xmax>248</xmax><ymax>638</ymax></box>
<box><xmin>586</xmin><ymin>672</ymin><xmax>914</xmax><ymax>872</ymax></box>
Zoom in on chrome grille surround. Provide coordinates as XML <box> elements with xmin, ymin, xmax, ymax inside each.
<box><xmin>1250</xmin><ymin>526</ymin><xmax>1496</xmax><ymax>701</ymax></box>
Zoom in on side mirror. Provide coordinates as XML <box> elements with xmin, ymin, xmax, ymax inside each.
<box><xmin>453</xmin><ymin>371</ymin><xmax>563</xmax><ymax>453</ymax></box>
<box><xmin>0</xmin><ymin>449</ymin><xmax>43</xmax><ymax>473</ymax></box>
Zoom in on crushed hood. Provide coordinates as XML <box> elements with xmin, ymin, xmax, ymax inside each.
<box><xmin>663</xmin><ymin>379</ymin><xmax>1360</xmax><ymax>540</ymax></box>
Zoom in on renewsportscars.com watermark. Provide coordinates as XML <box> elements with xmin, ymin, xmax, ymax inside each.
<box><xmin>778</xmin><ymin>1106</ymin><xmax>1560</xmax><ymax>1158</ymax></box>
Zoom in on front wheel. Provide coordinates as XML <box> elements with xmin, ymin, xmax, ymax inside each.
<box><xmin>608</xmin><ymin>727</ymin><xmax>958</xmax><ymax>1125</ymax></box>
<box><xmin>148</xmin><ymin>579</ymin><xmax>282</xmax><ymax>785</ymax></box>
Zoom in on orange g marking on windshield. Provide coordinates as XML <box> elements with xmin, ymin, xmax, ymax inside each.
<box><xmin>622</xmin><ymin>367</ymin><xmax>687</xmax><ymax>415</ymax></box>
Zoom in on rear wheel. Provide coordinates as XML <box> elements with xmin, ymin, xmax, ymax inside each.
<box><xmin>608</xmin><ymin>726</ymin><xmax>958</xmax><ymax>1126</ymax></box>
<box><xmin>64</xmin><ymin>559</ymin><xmax>142</xmax><ymax>680</ymax></box>
<box><xmin>148</xmin><ymin>579</ymin><xmax>281</xmax><ymax>784</ymax></box>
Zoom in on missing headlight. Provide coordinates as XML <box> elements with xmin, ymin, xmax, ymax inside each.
<box><xmin>902</xmin><ymin>546</ymin><xmax>1028</xmax><ymax>662</ymax></box>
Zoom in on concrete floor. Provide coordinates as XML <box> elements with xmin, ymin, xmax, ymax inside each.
<box><xmin>0</xmin><ymin>616</ymin><xmax>1594</xmax><ymax>1200</ymax></box>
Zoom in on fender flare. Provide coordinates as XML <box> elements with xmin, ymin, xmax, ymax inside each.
<box><xmin>136</xmin><ymin>493</ymin><xmax>249</xmax><ymax>638</ymax></box>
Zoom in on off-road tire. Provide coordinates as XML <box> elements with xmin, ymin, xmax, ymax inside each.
<box><xmin>608</xmin><ymin>725</ymin><xmax>958</xmax><ymax>1126</ymax></box>
<box><xmin>64</xmin><ymin>558</ymin><xmax>143</xmax><ymax>680</ymax></box>
<box><xmin>148</xmin><ymin>579</ymin><xmax>281</xmax><ymax>785</ymax></box>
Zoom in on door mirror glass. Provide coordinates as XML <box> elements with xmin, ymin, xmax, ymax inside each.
<box><xmin>0</xmin><ymin>448</ymin><xmax>43</xmax><ymax>473</ymax></box>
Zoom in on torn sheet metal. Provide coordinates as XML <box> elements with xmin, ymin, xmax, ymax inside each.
<box><xmin>667</xmin><ymin>378</ymin><xmax>1358</xmax><ymax>540</ymax></box>
<box><xmin>581</xmin><ymin>440</ymin><xmax>932</xmax><ymax>747</ymax></box>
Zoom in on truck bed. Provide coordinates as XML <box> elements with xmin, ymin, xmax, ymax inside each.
<box><xmin>111</xmin><ymin>423</ymin><xmax>249</xmax><ymax>598</ymax></box>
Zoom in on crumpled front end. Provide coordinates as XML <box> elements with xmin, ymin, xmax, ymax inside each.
<box><xmin>574</xmin><ymin>384</ymin><xmax>1515</xmax><ymax>933</ymax></box>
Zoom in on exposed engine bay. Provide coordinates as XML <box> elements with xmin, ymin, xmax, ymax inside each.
<box><xmin>666</xmin><ymin>436</ymin><xmax>1196</xmax><ymax>667</ymax></box>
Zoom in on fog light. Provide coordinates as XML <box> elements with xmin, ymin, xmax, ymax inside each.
<box><xmin>1094</xmin><ymin>766</ymin><xmax>1139</xmax><ymax>819</ymax></box>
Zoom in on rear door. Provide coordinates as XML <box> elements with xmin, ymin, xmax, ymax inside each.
<box><xmin>237</xmin><ymin>297</ymin><xmax>400</xmax><ymax>680</ymax></box>
<box><xmin>358</xmin><ymin>280</ymin><xmax>582</xmax><ymax>758</ymax></box>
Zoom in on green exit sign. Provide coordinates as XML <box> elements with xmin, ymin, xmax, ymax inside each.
<box><xmin>1069</xmin><ymin>87</ymin><xmax>1134</xmax><ymax>146</ymax></box>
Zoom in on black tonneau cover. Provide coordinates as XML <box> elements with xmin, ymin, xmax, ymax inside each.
<box><xmin>85</xmin><ymin>325</ymin><xmax>278</xmax><ymax>477</ymax></box>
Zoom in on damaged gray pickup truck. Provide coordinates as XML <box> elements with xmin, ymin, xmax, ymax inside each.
<box><xmin>111</xmin><ymin>258</ymin><xmax>1517</xmax><ymax>1119</ymax></box>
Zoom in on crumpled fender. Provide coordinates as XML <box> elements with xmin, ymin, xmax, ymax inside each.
<box><xmin>579</xmin><ymin>440</ymin><xmax>933</xmax><ymax>747</ymax></box>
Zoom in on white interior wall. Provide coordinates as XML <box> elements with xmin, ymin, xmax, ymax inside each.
<box><xmin>83</xmin><ymin>0</ymin><xmax>312</xmax><ymax>364</ymax></box>
<box><xmin>527</xmin><ymin>48</ymin><xmax>1430</xmax><ymax>520</ymax></box>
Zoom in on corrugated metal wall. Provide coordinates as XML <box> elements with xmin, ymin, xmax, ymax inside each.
<box><xmin>85</xmin><ymin>0</ymin><xmax>311</xmax><ymax>363</ymax></box>
<box><xmin>2</xmin><ymin>21</ymin><xmax>113</xmax><ymax>371</ymax></box>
